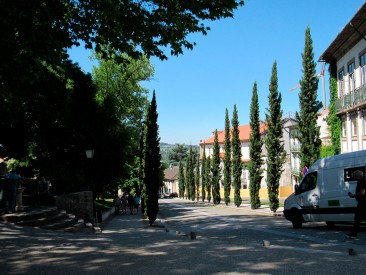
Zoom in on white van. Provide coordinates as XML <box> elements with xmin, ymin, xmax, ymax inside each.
<box><xmin>283</xmin><ymin>150</ymin><xmax>366</xmax><ymax>228</ymax></box>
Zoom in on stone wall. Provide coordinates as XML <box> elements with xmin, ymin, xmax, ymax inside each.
<box><xmin>55</xmin><ymin>191</ymin><xmax>94</xmax><ymax>222</ymax></box>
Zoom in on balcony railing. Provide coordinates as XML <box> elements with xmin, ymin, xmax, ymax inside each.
<box><xmin>336</xmin><ymin>83</ymin><xmax>366</xmax><ymax>113</ymax></box>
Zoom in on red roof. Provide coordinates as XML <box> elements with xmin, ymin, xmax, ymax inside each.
<box><xmin>200</xmin><ymin>123</ymin><xmax>267</xmax><ymax>145</ymax></box>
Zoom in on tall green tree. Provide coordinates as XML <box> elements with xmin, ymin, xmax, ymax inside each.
<box><xmin>265</xmin><ymin>61</ymin><xmax>286</xmax><ymax>212</ymax></box>
<box><xmin>185</xmin><ymin>148</ymin><xmax>192</xmax><ymax>200</ymax></box>
<box><xmin>249</xmin><ymin>82</ymin><xmax>263</xmax><ymax>209</ymax></box>
<box><xmin>93</xmin><ymin>52</ymin><xmax>153</xmax><ymax>129</ymax></box>
<box><xmin>168</xmin><ymin>144</ymin><xmax>189</xmax><ymax>166</ymax></box>
<box><xmin>142</xmin><ymin>91</ymin><xmax>161</xmax><ymax>226</ymax></box>
<box><xmin>296</xmin><ymin>26</ymin><xmax>322</xmax><ymax>169</ymax></box>
<box><xmin>195</xmin><ymin>154</ymin><xmax>200</xmax><ymax>202</ymax></box>
<box><xmin>212</xmin><ymin>130</ymin><xmax>221</xmax><ymax>204</ymax></box>
<box><xmin>232</xmin><ymin>105</ymin><xmax>242</xmax><ymax>207</ymax></box>
<box><xmin>224</xmin><ymin>109</ymin><xmax>232</xmax><ymax>205</ymax></box>
<box><xmin>92</xmin><ymin>52</ymin><xmax>153</xmax><ymax>193</ymax></box>
<box><xmin>178</xmin><ymin>161</ymin><xmax>185</xmax><ymax>198</ymax></box>
<box><xmin>188</xmin><ymin>146</ymin><xmax>196</xmax><ymax>201</ymax></box>
<box><xmin>205</xmin><ymin>157</ymin><xmax>212</xmax><ymax>203</ymax></box>
<box><xmin>201</xmin><ymin>144</ymin><xmax>207</xmax><ymax>202</ymax></box>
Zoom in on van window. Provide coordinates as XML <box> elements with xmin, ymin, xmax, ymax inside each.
<box><xmin>297</xmin><ymin>172</ymin><xmax>317</xmax><ymax>194</ymax></box>
<box><xmin>344</xmin><ymin>167</ymin><xmax>365</xmax><ymax>181</ymax></box>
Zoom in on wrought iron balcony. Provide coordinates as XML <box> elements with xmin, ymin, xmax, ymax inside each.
<box><xmin>336</xmin><ymin>83</ymin><xmax>366</xmax><ymax>113</ymax></box>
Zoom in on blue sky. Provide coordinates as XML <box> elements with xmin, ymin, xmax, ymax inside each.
<box><xmin>68</xmin><ymin>0</ymin><xmax>366</xmax><ymax>145</ymax></box>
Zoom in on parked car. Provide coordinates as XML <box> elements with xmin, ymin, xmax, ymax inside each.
<box><xmin>160</xmin><ymin>193</ymin><xmax>170</xmax><ymax>199</ymax></box>
<box><xmin>169</xmin><ymin>192</ymin><xmax>178</xmax><ymax>198</ymax></box>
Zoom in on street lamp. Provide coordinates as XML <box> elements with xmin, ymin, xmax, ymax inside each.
<box><xmin>85</xmin><ymin>149</ymin><xmax>94</xmax><ymax>159</ymax></box>
<box><xmin>85</xmin><ymin>148</ymin><xmax>96</xmax><ymax>223</ymax></box>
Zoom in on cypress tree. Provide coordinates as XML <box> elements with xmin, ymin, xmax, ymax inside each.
<box><xmin>142</xmin><ymin>91</ymin><xmax>161</xmax><ymax>226</ymax></box>
<box><xmin>296</xmin><ymin>26</ymin><xmax>322</xmax><ymax>168</ymax></box>
<box><xmin>178</xmin><ymin>160</ymin><xmax>185</xmax><ymax>198</ymax></box>
<box><xmin>185</xmin><ymin>149</ymin><xmax>191</xmax><ymax>200</ymax></box>
<box><xmin>189</xmin><ymin>146</ymin><xmax>196</xmax><ymax>201</ymax></box>
<box><xmin>201</xmin><ymin>144</ymin><xmax>207</xmax><ymax>202</ymax></box>
<box><xmin>138</xmin><ymin>132</ymin><xmax>145</xmax><ymax>213</ymax></box>
<box><xmin>212</xmin><ymin>129</ymin><xmax>221</xmax><ymax>204</ymax></box>
<box><xmin>249</xmin><ymin>82</ymin><xmax>263</xmax><ymax>209</ymax></box>
<box><xmin>232</xmin><ymin>104</ymin><xmax>242</xmax><ymax>207</ymax></box>
<box><xmin>224</xmin><ymin>108</ymin><xmax>232</xmax><ymax>205</ymax></box>
<box><xmin>205</xmin><ymin>157</ymin><xmax>212</xmax><ymax>203</ymax></box>
<box><xmin>265</xmin><ymin>61</ymin><xmax>286</xmax><ymax>212</ymax></box>
<box><xmin>195</xmin><ymin>153</ymin><xmax>200</xmax><ymax>201</ymax></box>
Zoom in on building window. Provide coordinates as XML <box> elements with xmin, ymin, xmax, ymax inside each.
<box><xmin>338</xmin><ymin>69</ymin><xmax>345</xmax><ymax>97</ymax></box>
<box><xmin>363</xmin><ymin>115</ymin><xmax>366</xmax><ymax>136</ymax></box>
<box><xmin>351</xmin><ymin>116</ymin><xmax>358</xmax><ymax>137</ymax></box>
<box><xmin>348</xmin><ymin>61</ymin><xmax>355</xmax><ymax>93</ymax></box>
<box><xmin>342</xmin><ymin>120</ymin><xmax>347</xmax><ymax>137</ymax></box>
<box><xmin>360</xmin><ymin>51</ymin><xmax>366</xmax><ymax>86</ymax></box>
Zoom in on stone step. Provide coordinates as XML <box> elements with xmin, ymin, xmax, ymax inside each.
<box><xmin>1</xmin><ymin>207</ymin><xmax>59</xmax><ymax>223</ymax></box>
<box><xmin>41</xmin><ymin>215</ymin><xmax>79</xmax><ymax>230</ymax></box>
<box><xmin>15</xmin><ymin>210</ymin><xmax>69</xmax><ymax>227</ymax></box>
<box><xmin>1</xmin><ymin>206</ymin><xmax>101</xmax><ymax>233</ymax></box>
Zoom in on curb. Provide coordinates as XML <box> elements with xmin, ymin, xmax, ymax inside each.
<box><xmin>185</xmin><ymin>199</ymin><xmax>284</xmax><ymax>217</ymax></box>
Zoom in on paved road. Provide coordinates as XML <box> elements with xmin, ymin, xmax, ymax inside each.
<box><xmin>1</xmin><ymin>199</ymin><xmax>366</xmax><ymax>274</ymax></box>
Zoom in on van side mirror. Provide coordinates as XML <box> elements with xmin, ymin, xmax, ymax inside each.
<box><xmin>294</xmin><ymin>184</ymin><xmax>299</xmax><ymax>194</ymax></box>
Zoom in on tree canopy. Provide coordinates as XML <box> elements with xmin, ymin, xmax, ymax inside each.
<box><xmin>0</xmin><ymin>0</ymin><xmax>244</xmax><ymax>198</ymax></box>
<box><xmin>1</xmin><ymin>0</ymin><xmax>244</xmax><ymax>64</ymax></box>
<box><xmin>168</xmin><ymin>144</ymin><xmax>189</xmax><ymax>166</ymax></box>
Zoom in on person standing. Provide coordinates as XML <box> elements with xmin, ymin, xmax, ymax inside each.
<box><xmin>347</xmin><ymin>170</ymin><xmax>366</xmax><ymax>238</ymax></box>
<box><xmin>128</xmin><ymin>194</ymin><xmax>134</xmax><ymax>215</ymax></box>
<box><xmin>133</xmin><ymin>194</ymin><xmax>141</xmax><ymax>214</ymax></box>
<box><xmin>302</xmin><ymin>165</ymin><xmax>308</xmax><ymax>177</ymax></box>
<box><xmin>113</xmin><ymin>194</ymin><xmax>120</xmax><ymax>215</ymax></box>
<box><xmin>4</xmin><ymin>168</ymin><xmax>22</xmax><ymax>213</ymax></box>
<box><xmin>121</xmin><ymin>193</ymin><xmax>127</xmax><ymax>214</ymax></box>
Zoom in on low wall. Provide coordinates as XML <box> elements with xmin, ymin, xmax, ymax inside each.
<box><xmin>219</xmin><ymin>185</ymin><xmax>294</xmax><ymax>200</ymax></box>
<box><xmin>55</xmin><ymin>191</ymin><xmax>94</xmax><ymax>222</ymax></box>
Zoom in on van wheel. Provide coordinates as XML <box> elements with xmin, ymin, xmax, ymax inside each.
<box><xmin>326</xmin><ymin>221</ymin><xmax>335</xmax><ymax>228</ymax></box>
<box><xmin>291</xmin><ymin>209</ymin><xmax>303</xmax><ymax>229</ymax></box>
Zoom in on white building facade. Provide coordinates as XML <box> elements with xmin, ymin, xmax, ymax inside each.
<box><xmin>320</xmin><ymin>2</ymin><xmax>366</xmax><ymax>154</ymax></box>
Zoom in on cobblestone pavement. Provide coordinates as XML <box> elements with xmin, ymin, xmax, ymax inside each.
<box><xmin>1</xmin><ymin>199</ymin><xmax>366</xmax><ymax>274</ymax></box>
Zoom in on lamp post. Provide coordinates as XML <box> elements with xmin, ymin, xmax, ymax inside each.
<box><xmin>85</xmin><ymin>148</ymin><xmax>95</xmax><ymax>223</ymax></box>
<box><xmin>85</xmin><ymin>148</ymin><xmax>94</xmax><ymax>193</ymax></box>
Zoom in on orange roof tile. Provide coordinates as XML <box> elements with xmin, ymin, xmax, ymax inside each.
<box><xmin>200</xmin><ymin>123</ymin><xmax>267</xmax><ymax>145</ymax></box>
